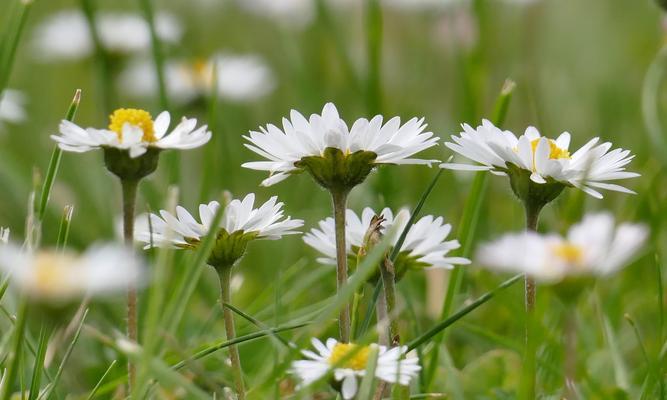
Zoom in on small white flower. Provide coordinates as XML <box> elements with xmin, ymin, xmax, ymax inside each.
<box><xmin>0</xmin><ymin>90</ymin><xmax>27</xmax><ymax>128</ymax></box>
<box><xmin>441</xmin><ymin>119</ymin><xmax>639</xmax><ymax>198</ymax></box>
<box><xmin>382</xmin><ymin>0</ymin><xmax>464</xmax><ymax>11</ymax></box>
<box><xmin>0</xmin><ymin>228</ymin><xmax>9</xmax><ymax>244</ymax></box>
<box><xmin>119</xmin><ymin>53</ymin><xmax>276</xmax><ymax>104</ymax></box>
<box><xmin>290</xmin><ymin>338</ymin><xmax>420</xmax><ymax>399</ymax></box>
<box><xmin>476</xmin><ymin>212</ymin><xmax>648</xmax><ymax>282</ymax></box>
<box><xmin>304</xmin><ymin>207</ymin><xmax>470</xmax><ymax>271</ymax></box>
<box><xmin>135</xmin><ymin>193</ymin><xmax>304</xmax><ymax>250</ymax></box>
<box><xmin>243</xmin><ymin>103</ymin><xmax>439</xmax><ymax>186</ymax></box>
<box><xmin>51</xmin><ymin>108</ymin><xmax>211</xmax><ymax>158</ymax></box>
<box><xmin>31</xmin><ymin>10</ymin><xmax>182</xmax><ymax>61</ymax></box>
<box><xmin>0</xmin><ymin>243</ymin><xmax>144</xmax><ymax>303</ymax></box>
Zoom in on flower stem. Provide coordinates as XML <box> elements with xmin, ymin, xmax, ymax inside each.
<box><xmin>218</xmin><ymin>267</ymin><xmax>246</xmax><ymax>400</ymax></box>
<box><xmin>564</xmin><ymin>312</ymin><xmax>577</xmax><ymax>399</ymax></box>
<box><xmin>331</xmin><ymin>189</ymin><xmax>351</xmax><ymax>343</ymax></box>
<box><xmin>521</xmin><ymin>201</ymin><xmax>542</xmax><ymax>400</ymax></box>
<box><xmin>121</xmin><ymin>178</ymin><xmax>139</xmax><ymax>392</ymax></box>
<box><xmin>379</xmin><ymin>258</ymin><xmax>400</xmax><ymax>346</ymax></box>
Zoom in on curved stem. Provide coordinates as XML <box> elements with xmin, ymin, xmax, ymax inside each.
<box><xmin>331</xmin><ymin>189</ymin><xmax>351</xmax><ymax>343</ymax></box>
<box><xmin>121</xmin><ymin>179</ymin><xmax>139</xmax><ymax>392</ymax></box>
<box><xmin>218</xmin><ymin>267</ymin><xmax>246</xmax><ymax>400</ymax></box>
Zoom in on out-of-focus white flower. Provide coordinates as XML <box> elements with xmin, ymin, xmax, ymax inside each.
<box><xmin>304</xmin><ymin>207</ymin><xmax>470</xmax><ymax>273</ymax></box>
<box><xmin>0</xmin><ymin>243</ymin><xmax>144</xmax><ymax>303</ymax></box>
<box><xmin>51</xmin><ymin>108</ymin><xmax>211</xmax><ymax>158</ymax></box>
<box><xmin>31</xmin><ymin>10</ymin><xmax>182</xmax><ymax>61</ymax></box>
<box><xmin>236</xmin><ymin>0</ymin><xmax>315</xmax><ymax>29</ymax></box>
<box><xmin>382</xmin><ymin>0</ymin><xmax>464</xmax><ymax>11</ymax></box>
<box><xmin>441</xmin><ymin>119</ymin><xmax>639</xmax><ymax>199</ymax></box>
<box><xmin>0</xmin><ymin>90</ymin><xmax>27</xmax><ymax>128</ymax></box>
<box><xmin>243</xmin><ymin>103</ymin><xmax>439</xmax><ymax>187</ymax></box>
<box><xmin>290</xmin><ymin>338</ymin><xmax>420</xmax><ymax>399</ymax></box>
<box><xmin>119</xmin><ymin>53</ymin><xmax>275</xmax><ymax>104</ymax></box>
<box><xmin>0</xmin><ymin>228</ymin><xmax>9</xmax><ymax>244</ymax></box>
<box><xmin>476</xmin><ymin>212</ymin><xmax>648</xmax><ymax>283</ymax></box>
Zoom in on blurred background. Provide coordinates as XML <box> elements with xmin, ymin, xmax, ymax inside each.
<box><xmin>0</xmin><ymin>0</ymin><xmax>665</xmax><ymax>398</ymax></box>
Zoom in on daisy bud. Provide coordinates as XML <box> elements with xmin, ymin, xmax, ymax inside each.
<box><xmin>104</xmin><ymin>146</ymin><xmax>160</xmax><ymax>181</ymax></box>
<box><xmin>294</xmin><ymin>147</ymin><xmax>378</xmax><ymax>193</ymax></box>
<box><xmin>506</xmin><ymin>163</ymin><xmax>566</xmax><ymax>213</ymax></box>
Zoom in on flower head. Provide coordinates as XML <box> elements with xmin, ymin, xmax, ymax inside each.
<box><xmin>441</xmin><ymin>120</ymin><xmax>639</xmax><ymax>199</ymax></box>
<box><xmin>290</xmin><ymin>338</ymin><xmax>420</xmax><ymax>399</ymax></box>
<box><xmin>135</xmin><ymin>193</ymin><xmax>303</xmax><ymax>268</ymax></box>
<box><xmin>0</xmin><ymin>90</ymin><xmax>26</xmax><ymax>129</ymax></box>
<box><xmin>0</xmin><ymin>243</ymin><xmax>144</xmax><ymax>304</ymax></box>
<box><xmin>304</xmin><ymin>207</ymin><xmax>469</xmax><ymax>278</ymax></box>
<box><xmin>476</xmin><ymin>212</ymin><xmax>648</xmax><ymax>283</ymax></box>
<box><xmin>243</xmin><ymin>103</ymin><xmax>439</xmax><ymax>189</ymax></box>
<box><xmin>52</xmin><ymin>108</ymin><xmax>211</xmax><ymax>159</ymax></box>
<box><xmin>31</xmin><ymin>10</ymin><xmax>182</xmax><ymax>61</ymax></box>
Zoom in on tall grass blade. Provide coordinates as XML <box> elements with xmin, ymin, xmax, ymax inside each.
<box><xmin>27</xmin><ymin>325</ymin><xmax>49</xmax><ymax>400</ymax></box>
<box><xmin>0</xmin><ymin>0</ymin><xmax>32</xmax><ymax>95</ymax></box>
<box><xmin>55</xmin><ymin>205</ymin><xmax>74</xmax><ymax>250</ymax></box>
<box><xmin>85</xmin><ymin>360</ymin><xmax>116</xmax><ymax>400</ymax></box>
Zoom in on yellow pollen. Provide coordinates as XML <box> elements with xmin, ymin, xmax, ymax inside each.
<box><xmin>108</xmin><ymin>108</ymin><xmax>156</xmax><ymax>143</ymax></box>
<box><xmin>552</xmin><ymin>243</ymin><xmax>584</xmax><ymax>265</ymax></box>
<box><xmin>328</xmin><ymin>343</ymin><xmax>371</xmax><ymax>371</ymax></box>
<box><xmin>32</xmin><ymin>252</ymin><xmax>78</xmax><ymax>295</ymax></box>
<box><xmin>530</xmin><ymin>138</ymin><xmax>570</xmax><ymax>160</ymax></box>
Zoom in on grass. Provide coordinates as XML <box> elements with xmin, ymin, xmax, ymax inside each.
<box><xmin>0</xmin><ymin>0</ymin><xmax>665</xmax><ymax>398</ymax></box>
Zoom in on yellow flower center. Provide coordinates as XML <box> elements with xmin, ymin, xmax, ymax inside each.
<box><xmin>32</xmin><ymin>252</ymin><xmax>79</xmax><ymax>296</ymax></box>
<box><xmin>530</xmin><ymin>138</ymin><xmax>570</xmax><ymax>160</ymax></box>
<box><xmin>328</xmin><ymin>343</ymin><xmax>371</xmax><ymax>371</ymax></box>
<box><xmin>552</xmin><ymin>243</ymin><xmax>584</xmax><ymax>265</ymax></box>
<box><xmin>192</xmin><ymin>58</ymin><xmax>213</xmax><ymax>87</ymax></box>
<box><xmin>108</xmin><ymin>108</ymin><xmax>156</xmax><ymax>143</ymax></box>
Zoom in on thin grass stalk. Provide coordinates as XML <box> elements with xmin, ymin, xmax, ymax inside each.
<box><xmin>0</xmin><ymin>0</ymin><xmax>32</xmax><ymax>95</ymax></box>
<box><xmin>379</xmin><ymin>259</ymin><xmax>399</xmax><ymax>346</ymax></box>
<box><xmin>218</xmin><ymin>267</ymin><xmax>246</xmax><ymax>400</ymax></box>
<box><xmin>121</xmin><ymin>179</ymin><xmax>139</xmax><ymax>391</ymax></box>
<box><xmin>27</xmin><ymin>324</ymin><xmax>50</xmax><ymax>400</ymax></box>
<box><xmin>426</xmin><ymin>79</ymin><xmax>515</xmax><ymax>387</ymax></box>
<box><xmin>563</xmin><ymin>311</ymin><xmax>577</xmax><ymax>399</ymax></box>
<box><xmin>357</xmin><ymin>346</ymin><xmax>379</xmax><ymax>399</ymax></box>
<box><xmin>332</xmin><ymin>189</ymin><xmax>351</xmax><ymax>342</ymax></box>
<box><xmin>641</xmin><ymin>44</ymin><xmax>667</xmax><ymax>166</ymax></box>
<box><xmin>80</xmin><ymin>0</ymin><xmax>114</xmax><ymax>113</ymax></box>
<box><xmin>0</xmin><ymin>299</ymin><xmax>28</xmax><ymax>400</ymax></box>
<box><xmin>38</xmin><ymin>90</ymin><xmax>81</xmax><ymax>222</ymax></box>
<box><xmin>55</xmin><ymin>205</ymin><xmax>74</xmax><ymax>251</ymax></box>
<box><xmin>85</xmin><ymin>360</ymin><xmax>117</xmax><ymax>400</ymax></box>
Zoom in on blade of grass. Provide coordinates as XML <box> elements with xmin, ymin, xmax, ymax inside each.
<box><xmin>224</xmin><ymin>302</ymin><xmax>293</xmax><ymax>348</ymax></box>
<box><xmin>38</xmin><ymin>90</ymin><xmax>82</xmax><ymax>222</ymax></box>
<box><xmin>641</xmin><ymin>44</ymin><xmax>667</xmax><ymax>166</ymax></box>
<box><xmin>357</xmin><ymin>345</ymin><xmax>379</xmax><ymax>399</ymax></box>
<box><xmin>85</xmin><ymin>360</ymin><xmax>116</xmax><ymax>400</ymax></box>
<box><xmin>0</xmin><ymin>0</ymin><xmax>32</xmax><ymax>95</ymax></box>
<box><xmin>27</xmin><ymin>325</ymin><xmax>49</xmax><ymax>400</ymax></box>
<box><xmin>0</xmin><ymin>299</ymin><xmax>28</xmax><ymax>400</ymax></box>
<box><xmin>80</xmin><ymin>0</ymin><xmax>114</xmax><ymax>113</ymax></box>
<box><xmin>407</xmin><ymin>274</ymin><xmax>522</xmax><ymax>351</ymax></box>
<box><xmin>40</xmin><ymin>309</ymin><xmax>88</xmax><ymax>400</ymax></box>
<box><xmin>55</xmin><ymin>205</ymin><xmax>74</xmax><ymax>250</ymax></box>
<box><xmin>426</xmin><ymin>79</ymin><xmax>515</xmax><ymax>387</ymax></box>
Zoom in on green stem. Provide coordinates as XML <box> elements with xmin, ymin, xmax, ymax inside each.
<box><xmin>379</xmin><ymin>259</ymin><xmax>399</xmax><ymax>346</ymax></box>
<box><xmin>218</xmin><ymin>267</ymin><xmax>246</xmax><ymax>400</ymax></box>
<box><xmin>0</xmin><ymin>299</ymin><xmax>28</xmax><ymax>400</ymax></box>
<box><xmin>121</xmin><ymin>179</ymin><xmax>139</xmax><ymax>392</ymax></box>
<box><xmin>331</xmin><ymin>189</ymin><xmax>351</xmax><ymax>343</ymax></box>
<box><xmin>564</xmin><ymin>312</ymin><xmax>577</xmax><ymax>399</ymax></box>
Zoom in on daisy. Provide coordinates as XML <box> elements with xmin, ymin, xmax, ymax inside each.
<box><xmin>31</xmin><ymin>10</ymin><xmax>182</xmax><ymax>61</ymax></box>
<box><xmin>476</xmin><ymin>212</ymin><xmax>648</xmax><ymax>283</ymax></box>
<box><xmin>304</xmin><ymin>207</ymin><xmax>470</xmax><ymax>278</ymax></box>
<box><xmin>119</xmin><ymin>53</ymin><xmax>275</xmax><ymax>104</ymax></box>
<box><xmin>0</xmin><ymin>90</ymin><xmax>26</xmax><ymax>129</ymax></box>
<box><xmin>51</xmin><ymin>108</ymin><xmax>211</xmax><ymax>159</ymax></box>
<box><xmin>0</xmin><ymin>243</ymin><xmax>144</xmax><ymax>304</ymax></box>
<box><xmin>290</xmin><ymin>338</ymin><xmax>421</xmax><ymax>399</ymax></box>
<box><xmin>242</xmin><ymin>102</ymin><xmax>439</xmax><ymax>187</ymax></box>
<box><xmin>135</xmin><ymin>193</ymin><xmax>303</xmax><ymax>267</ymax></box>
<box><xmin>441</xmin><ymin>119</ymin><xmax>639</xmax><ymax>199</ymax></box>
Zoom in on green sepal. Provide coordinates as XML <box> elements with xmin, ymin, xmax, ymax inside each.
<box><xmin>550</xmin><ymin>276</ymin><xmax>595</xmax><ymax>306</ymax></box>
<box><xmin>506</xmin><ymin>163</ymin><xmax>567</xmax><ymax>212</ymax></box>
<box><xmin>202</xmin><ymin>229</ymin><xmax>259</xmax><ymax>271</ymax></box>
<box><xmin>103</xmin><ymin>147</ymin><xmax>160</xmax><ymax>181</ymax></box>
<box><xmin>295</xmin><ymin>147</ymin><xmax>377</xmax><ymax>192</ymax></box>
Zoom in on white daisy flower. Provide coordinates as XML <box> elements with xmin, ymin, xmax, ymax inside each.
<box><xmin>31</xmin><ymin>10</ymin><xmax>182</xmax><ymax>61</ymax></box>
<box><xmin>119</xmin><ymin>53</ymin><xmax>275</xmax><ymax>104</ymax></box>
<box><xmin>0</xmin><ymin>228</ymin><xmax>9</xmax><ymax>245</ymax></box>
<box><xmin>51</xmin><ymin>108</ymin><xmax>211</xmax><ymax>158</ymax></box>
<box><xmin>476</xmin><ymin>212</ymin><xmax>648</xmax><ymax>283</ymax></box>
<box><xmin>135</xmin><ymin>193</ymin><xmax>303</xmax><ymax>266</ymax></box>
<box><xmin>441</xmin><ymin>119</ymin><xmax>639</xmax><ymax>199</ymax></box>
<box><xmin>0</xmin><ymin>90</ymin><xmax>27</xmax><ymax>128</ymax></box>
<box><xmin>243</xmin><ymin>103</ymin><xmax>439</xmax><ymax>187</ymax></box>
<box><xmin>290</xmin><ymin>338</ymin><xmax>420</xmax><ymax>399</ymax></box>
<box><xmin>304</xmin><ymin>207</ymin><xmax>470</xmax><ymax>275</ymax></box>
<box><xmin>0</xmin><ymin>243</ymin><xmax>144</xmax><ymax>303</ymax></box>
